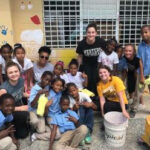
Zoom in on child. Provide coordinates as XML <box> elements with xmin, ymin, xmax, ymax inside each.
<box><xmin>66</xmin><ymin>82</ymin><xmax>97</xmax><ymax>144</ymax></box>
<box><xmin>0</xmin><ymin>61</ymin><xmax>29</xmax><ymax>138</ymax></box>
<box><xmin>28</xmin><ymin>71</ymin><xmax>53</xmax><ymax>135</ymax></box>
<box><xmin>116</xmin><ymin>45</ymin><xmax>128</xmax><ymax>80</ymax></box>
<box><xmin>53</xmin><ymin>61</ymin><xmax>64</xmax><ymax>78</ymax></box>
<box><xmin>61</xmin><ymin>58</ymin><xmax>88</xmax><ymax>89</ymax></box>
<box><xmin>12</xmin><ymin>43</ymin><xmax>33</xmax><ymax>93</ymax></box>
<box><xmin>49</xmin><ymin>95</ymin><xmax>88</xmax><ymax>150</ymax></box>
<box><xmin>0</xmin><ymin>43</ymin><xmax>13</xmax><ymax>83</ymax></box>
<box><xmin>137</xmin><ymin>25</ymin><xmax>150</xmax><ymax>110</ymax></box>
<box><xmin>45</xmin><ymin>78</ymin><xmax>65</xmax><ymax>120</ymax></box>
<box><xmin>124</xmin><ymin>44</ymin><xmax>142</xmax><ymax>117</ymax></box>
<box><xmin>0</xmin><ymin>93</ymin><xmax>18</xmax><ymax>150</ymax></box>
<box><xmin>98</xmin><ymin>39</ymin><xmax>119</xmax><ymax>74</ymax></box>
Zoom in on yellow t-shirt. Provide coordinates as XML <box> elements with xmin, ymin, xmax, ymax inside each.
<box><xmin>97</xmin><ymin>76</ymin><xmax>128</xmax><ymax>104</ymax></box>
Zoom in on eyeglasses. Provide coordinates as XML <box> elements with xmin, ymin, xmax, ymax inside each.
<box><xmin>40</xmin><ymin>55</ymin><xmax>49</xmax><ymax>60</ymax></box>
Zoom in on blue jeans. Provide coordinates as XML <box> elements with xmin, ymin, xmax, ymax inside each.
<box><xmin>78</xmin><ymin>106</ymin><xmax>94</xmax><ymax>133</ymax></box>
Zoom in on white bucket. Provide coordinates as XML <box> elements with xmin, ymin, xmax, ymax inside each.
<box><xmin>104</xmin><ymin>111</ymin><xmax>128</xmax><ymax>147</ymax></box>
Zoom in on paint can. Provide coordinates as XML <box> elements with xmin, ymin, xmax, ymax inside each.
<box><xmin>104</xmin><ymin>111</ymin><xmax>128</xmax><ymax>147</ymax></box>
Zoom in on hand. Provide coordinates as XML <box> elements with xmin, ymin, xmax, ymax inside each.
<box><xmin>12</xmin><ymin>138</ymin><xmax>20</xmax><ymax>148</ymax></box>
<box><xmin>122</xmin><ymin>110</ymin><xmax>130</xmax><ymax>119</ymax></box>
<box><xmin>6</xmin><ymin>125</ymin><xmax>16</xmax><ymax>135</ymax></box>
<box><xmin>80</xmin><ymin>101</ymin><xmax>91</xmax><ymax>108</ymax></box>
<box><xmin>81</xmin><ymin>72</ymin><xmax>88</xmax><ymax>79</ymax></box>
<box><xmin>46</xmin><ymin>100</ymin><xmax>53</xmax><ymax>107</ymax></box>
<box><xmin>140</xmin><ymin>76</ymin><xmax>145</xmax><ymax>84</ymax></box>
<box><xmin>73</xmin><ymin>103</ymin><xmax>80</xmax><ymax>110</ymax></box>
<box><xmin>68</xmin><ymin>115</ymin><xmax>78</xmax><ymax>124</ymax></box>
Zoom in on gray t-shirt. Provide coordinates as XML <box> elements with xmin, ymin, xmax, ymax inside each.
<box><xmin>0</xmin><ymin>78</ymin><xmax>24</xmax><ymax>106</ymax></box>
<box><xmin>33</xmin><ymin>62</ymin><xmax>54</xmax><ymax>82</ymax></box>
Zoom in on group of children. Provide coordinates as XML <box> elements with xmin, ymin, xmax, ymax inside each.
<box><xmin>0</xmin><ymin>24</ymin><xmax>150</xmax><ymax>150</ymax></box>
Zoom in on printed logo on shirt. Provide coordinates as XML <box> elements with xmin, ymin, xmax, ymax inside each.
<box><xmin>84</xmin><ymin>48</ymin><xmax>103</xmax><ymax>56</ymax></box>
<box><xmin>102</xmin><ymin>86</ymin><xmax>117</xmax><ymax>101</ymax></box>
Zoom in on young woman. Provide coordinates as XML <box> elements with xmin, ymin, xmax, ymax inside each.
<box><xmin>97</xmin><ymin>65</ymin><xmax>129</xmax><ymax>119</ymax></box>
<box><xmin>33</xmin><ymin>46</ymin><xmax>54</xmax><ymax>83</ymax></box>
<box><xmin>76</xmin><ymin>23</ymin><xmax>106</xmax><ymax>95</ymax></box>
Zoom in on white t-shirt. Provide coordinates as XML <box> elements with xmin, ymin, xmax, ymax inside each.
<box><xmin>69</xmin><ymin>92</ymin><xmax>92</xmax><ymax>108</ymax></box>
<box><xmin>61</xmin><ymin>72</ymin><xmax>84</xmax><ymax>89</ymax></box>
<box><xmin>12</xmin><ymin>57</ymin><xmax>33</xmax><ymax>74</ymax></box>
<box><xmin>33</xmin><ymin>62</ymin><xmax>54</xmax><ymax>82</ymax></box>
<box><xmin>0</xmin><ymin>55</ymin><xmax>6</xmax><ymax>74</ymax></box>
<box><xmin>97</xmin><ymin>51</ymin><xmax>119</xmax><ymax>70</ymax></box>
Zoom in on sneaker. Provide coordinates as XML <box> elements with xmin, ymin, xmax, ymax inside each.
<box><xmin>85</xmin><ymin>135</ymin><xmax>92</xmax><ymax>144</ymax></box>
<box><xmin>79</xmin><ymin>139</ymin><xmax>85</xmax><ymax>146</ymax></box>
<box><xmin>138</xmin><ymin>104</ymin><xmax>146</xmax><ymax>111</ymax></box>
<box><xmin>130</xmin><ymin>111</ymin><xmax>136</xmax><ymax>118</ymax></box>
<box><xmin>31</xmin><ymin>133</ymin><xmax>37</xmax><ymax>142</ymax></box>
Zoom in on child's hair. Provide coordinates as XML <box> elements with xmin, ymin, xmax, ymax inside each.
<box><xmin>5</xmin><ymin>61</ymin><xmax>20</xmax><ymax>74</ymax></box>
<box><xmin>66</xmin><ymin>82</ymin><xmax>77</xmax><ymax>92</ymax></box>
<box><xmin>141</xmin><ymin>25</ymin><xmax>150</xmax><ymax>33</ymax></box>
<box><xmin>86</xmin><ymin>22</ymin><xmax>97</xmax><ymax>32</ymax></box>
<box><xmin>0</xmin><ymin>43</ymin><xmax>13</xmax><ymax>53</ymax></box>
<box><xmin>13</xmin><ymin>43</ymin><xmax>25</xmax><ymax>56</ymax></box>
<box><xmin>60</xmin><ymin>95</ymin><xmax>70</xmax><ymax>104</ymax></box>
<box><xmin>38</xmin><ymin>46</ymin><xmax>51</xmax><ymax>55</ymax></box>
<box><xmin>55</xmin><ymin>61</ymin><xmax>64</xmax><ymax>69</ymax></box>
<box><xmin>41</xmin><ymin>71</ymin><xmax>53</xmax><ymax>79</ymax></box>
<box><xmin>69</xmin><ymin>58</ymin><xmax>78</xmax><ymax>68</ymax></box>
<box><xmin>0</xmin><ymin>93</ymin><xmax>15</xmax><ymax>105</ymax></box>
<box><xmin>116</xmin><ymin>44</ymin><xmax>123</xmax><ymax>52</ymax></box>
<box><xmin>124</xmin><ymin>44</ymin><xmax>136</xmax><ymax>54</ymax></box>
<box><xmin>51</xmin><ymin>77</ymin><xmax>65</xmax><ymax>87</ymax></box>
<box><xmin>106</xmin><ymin>38</ymin><xmax>118</xmax><ymax>51</ymax></box>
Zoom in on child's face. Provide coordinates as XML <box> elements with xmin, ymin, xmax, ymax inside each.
<box><xmin>52</xmin><ymin>80</ymin><xmax>63</xmax><ymax>93</ymax></box>
<box><xmin>41</xmin><ymin>75</ymin><xmax>52</xmax><ymax>87</ymax></box>
<box><xmin>15</xmin><ymin>48</ymin><xmax>25</xmax><ymax>62</ymax></box>
<box><xmin>117</xmin><ymin>48</ymin><xmax>123</xmax><ymax>58</ymax></box>
<box><xmin>0</xmin><ymin>98</ymin><xmax>15</xmax><ymax>115</ymax></box>
<box><xmin>1</xmin><ymin>48</ymin><xmax>12</xmax><ymax>61</ymax></box>
<box><xmin>107</xmin><ymin>41</ymin><xmax>116</xmax><ymax>53</ymax></box>
<box><xmin>7</xmin><ymin>66</ymin><xmax>20</xmax><ymax>82</ymax></box>
<box><xmin>141</xmin><ymin>27</ymin><xmax>150</xmax><ymax>42</ymax></box>
<box><xmin>69</xmin><ymin>64</ymin><xmax>78</xmax><ymax>76</ymax></box>
<box><xmin>124</xmin><ymin>45</ymin><xmax>134</xmax><ymax>60</ymax></box>
<box><xmin>68</xmin><ymin>86</ymin><xmax>78</xmax><ymax>99</ymax></box>
<box><xmin>54</xmin><ymin>65</ymin><xmax>63</xmax><ymax>76</ymax></box>
<box><xmin>86</xmin><ymin>27</ymin><xmax>97</xmax><ymax>43</ymax></box>
<box><xmin>99</xmin><ymin>68</ymin><xmax>110</xmax><ymax>82</ymax></box>
<box><xmin>60</xmin><ymin>99</ymin><xmax>69</xmax><ymax>112</ymax></box>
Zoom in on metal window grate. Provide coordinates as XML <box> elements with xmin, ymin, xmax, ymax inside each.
<box><xmin>43</xmin><ymin>0</ymin><xmax>150</xmax><ymax>48</ymax></box>
<box><xmin>119</xmin><ymin>0</ymin><xmax>150</xmax><ymax>46</ymax></box>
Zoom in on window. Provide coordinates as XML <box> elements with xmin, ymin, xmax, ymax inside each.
<box><xmin>43</xmin><ymin>0</ymin><xmax>150</xmax><ymax>48</ymax></box>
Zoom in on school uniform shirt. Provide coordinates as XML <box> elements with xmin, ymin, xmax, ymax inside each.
<box><xmin>0</xmin><ymin>110</ymin><xmax>13</xmax><ymax>131</ymax></box>
<box><xmin>28</xmin><ymin>84</ymin><xmax>42</xmax><ymax>112</ymax></box>
<box><xmin>137</xmin><ymin>41</ymin><xmax>150</xmax><ymax>76</ymax></box>
<box><xmin>97</xmin><ymin>76</ymin><xmax>128</xmax><ymax>104</ymax></box>
<box><xmin>69</xmin><ymin>92</ymin><xmax>92</xmax><ymax>109</ymax></box>
<box><xmin>61</xmin><ymin>72</ymin><xmax>85</xmax><ymax>89</ymax></box>
<box><xmin>33</xmin><ymin>62</ymin><xmax>54</xmax><ymax>82</ymax></box>
<box><xmin>51</xmin><ymin>109</ymin><xmax>79</xmax><ymax>133</ymax></box>
<box><xmin>0</xmin><ymin>55</ymin><xmax>6</xmax><ymax>74</ymax></box>
<box><xmin>12</xmin><ymin>57</ymin><xmax>33</xmax><ymax>74</ymax></box>
<box><xmin>0</xmin><ymin>78</ymin><xmax>24</xmax><ymax>106</ymax></box>
<box><xmin>97</xmin><ymin>51</ymin><xmax>119</xmax><ymax>70</ymax></box>
<box><xmin>48</xmin><ymin>89</ymin><xmax>62</xmax><ymax>117</ymax></box>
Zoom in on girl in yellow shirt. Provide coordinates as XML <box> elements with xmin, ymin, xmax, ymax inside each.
<box><xmin>97</xmin><ymin>65</ymin><xmax>130</xmax><ymax>119</ymax></box>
